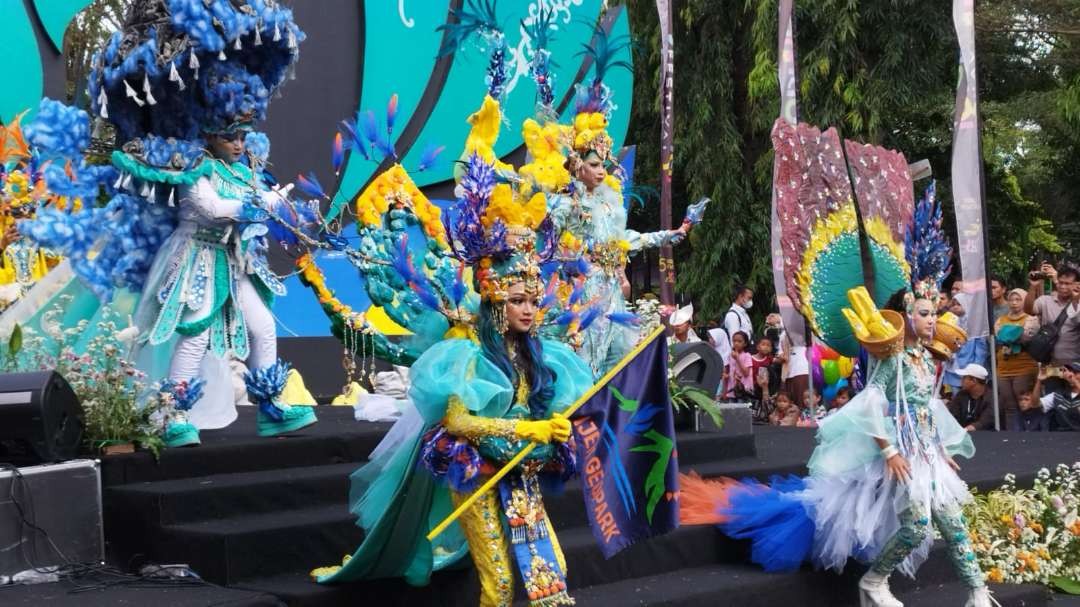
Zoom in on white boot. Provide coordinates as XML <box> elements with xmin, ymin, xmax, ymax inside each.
<box><xmin>858</xmin><ymin>570</ymin><xmax>904</xmax><ymax>607</ymax></box>
<box><xmin>964</xmin><ymin>586</ymin><xmax>998</xmax><ymax>607</ymax></box>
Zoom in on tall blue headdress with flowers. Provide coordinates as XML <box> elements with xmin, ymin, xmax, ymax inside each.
<box><xmin>89</xmin><ymin>0</ymin><xmax>303</xmax><ymax>142</ymax></box>
<box><xmin>21</xmin><ymin>0</ymin><xmax>305</xmax><ymax>301</ymax></box>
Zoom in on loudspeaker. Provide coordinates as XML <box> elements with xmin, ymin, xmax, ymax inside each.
<box><xmin>0</xmin><ymin>371</ymin><xmax>83</xmax><ymax>466</ymax></box>
<box><xmin>671</xmin><ymin>342</ymin><xmax>724</xmax><ymax>396</ymax></box>
<box><xmin>0</xmin><ymin>459</ymin><xmax>103</xmax><ymax>576</ymax></box>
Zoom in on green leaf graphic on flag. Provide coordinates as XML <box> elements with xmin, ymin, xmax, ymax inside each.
<box><xmin>610</xmin><ymin>385</ymin><xmax>639</xmax><ymax>413</ymax></box>
<box><xmin>629</xmin><ymin>429</ymin><xmax>674</xmax><ymax>523</ymax></box>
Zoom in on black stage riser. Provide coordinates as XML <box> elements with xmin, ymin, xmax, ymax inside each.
<box><xmin>96</xmin><ymin>409</ymin><xmax>1077</xmax><ymax>606</ymax></box>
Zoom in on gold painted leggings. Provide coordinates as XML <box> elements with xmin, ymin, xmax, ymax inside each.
<box><xmin>450</xmin><ymin>488</ymin><xmax>568</xmax><ymax>607</ymax></box>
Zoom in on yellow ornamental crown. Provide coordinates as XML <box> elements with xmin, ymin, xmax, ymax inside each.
<box><xmin>354</xmin><ymin>164</ymin><xmax>446</xmax><ymax>246</ymax></box>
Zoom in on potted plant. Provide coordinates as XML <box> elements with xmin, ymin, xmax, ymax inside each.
<box><xmin>6</xmin><ymin>297</ymin><xmax>165</xmax><ymax>457</ymax></box>
<box><xmin>631</xmin><ymin>297</ymin><xmax>724</xmax><ymax>431</ymax></box>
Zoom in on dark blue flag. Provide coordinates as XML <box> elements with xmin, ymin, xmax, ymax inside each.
<box><xmin>570</xmin><ymin>328</ymin><xmax>679</xmax><ymax>558</ymax></box>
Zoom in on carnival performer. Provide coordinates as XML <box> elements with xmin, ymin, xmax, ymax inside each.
<box><xmin>678</xmin><ymin>123</ymin><xmax>992</xmax><ymax>607</ymax></box>
<box><xmin>0</xmin><ymin>101</ymin><xmax>88</xmax><ymax>312</ymax></box>
<box><xmin>309</xmin><ymin>151</ymin><xmax>593</xmax><ymax>607</ymax></box>
<box><xmin>542</xmin><ymin>25</ymin><xmax>706</xmax><ymax>376</ymax></box>
<box><xmin>19</xmin><ymin>0</ymin><xmax>317</xmax><ymax>448</ymax></box>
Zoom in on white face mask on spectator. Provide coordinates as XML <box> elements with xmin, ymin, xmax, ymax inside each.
<box><xmin>744</xmin><ymin>300</ymin><xmax>753</xmax><ymax>310</ymax></box>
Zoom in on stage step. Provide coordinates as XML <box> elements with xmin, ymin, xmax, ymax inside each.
<box><xmin>94</xmin><ymin>422</ymin><xmax>1080</xmax><ymax>605</ymax></box>
<box><xmin>568</xmin><ymin>565</ymin><xmax>1049</xmax><ymax>606</ymax></box>
<box><xmin>100</xmin><ymin>407</ymin><xmax>757</xmax><ymax>486</ymax></box>
<box><xmin>106</xmin><ymin>462</ymin><xmax>359</xmax><ymax>525</ymax></box>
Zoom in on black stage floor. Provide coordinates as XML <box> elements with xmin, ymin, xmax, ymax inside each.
<box><xmin>8</xmin><ymin>407</ymin><xmax>1080</xmax><ymax>606</ymax></box>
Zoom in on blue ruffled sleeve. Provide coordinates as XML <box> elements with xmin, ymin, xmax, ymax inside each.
<box><xmin>540</xmin><ymin>339</ymin><xmax>596</xmax><ymax>415</ymax></box>
<box><xmin>407</xmin><ymin>339</ymin><xmax>513</xmax><ymax>424</ymax></box>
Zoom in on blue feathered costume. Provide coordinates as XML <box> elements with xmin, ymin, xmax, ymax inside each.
<box><xmin>20</xmin><ymin>0</ymin><xmax>317</xmax><ymax>447</ymax></box>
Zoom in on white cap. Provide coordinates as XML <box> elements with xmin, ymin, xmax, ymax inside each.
<box><xmin>669</xmin><ymin>303</ymin><xmax>694</xmax><ymax>326</ymax></box>
<box><xmin>954</xmin><ymin>363</ymin><xmax>988</xmax><ymax>381</ymax></box>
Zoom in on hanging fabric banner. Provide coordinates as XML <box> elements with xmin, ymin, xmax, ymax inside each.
<box><xmin>770</xmin><ymin>0</ymin><xmax>806</xmax><ymax>346</ymax></box>
<box><xmin>656</xmin><ymin>0</ymin><xmax>676</xmax><ymax>304</ymax></box>
<box><xmin>950</xmin><ymin>0</ymin><xmax>989</xmax><ymax>337</ymax></box>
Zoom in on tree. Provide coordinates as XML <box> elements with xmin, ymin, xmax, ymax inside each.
<box><xmin>624</xmin><ymin>0</ymin><xmax>1072</xmax><ymax>324</ymax></box>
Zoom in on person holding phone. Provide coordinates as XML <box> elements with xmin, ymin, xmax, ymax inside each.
<box><xmin>1025</xmin><ymin>263</ymin><xmax>1080</xmax><ymax>391</ymax></box>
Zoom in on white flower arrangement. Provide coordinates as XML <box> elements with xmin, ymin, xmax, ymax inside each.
<box><xmin>965</xmin><ymin>462</ymin><xmax>1080</xmax><ymax>591</ymax></box>
<box><xmin>7</xmin><ymin>296</ymin><xmax>166</xmax><ymax>455</ymax></box>
<box><xmin>630</xmin><ymin>297</ymin><xmax>662</xmax><ymax>338</ymax></box>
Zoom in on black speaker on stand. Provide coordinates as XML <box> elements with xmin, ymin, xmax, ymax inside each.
<box><xmin>0</xmin><ymin>371</ymin><xmax>83</xmax><ymax>466</ymax></box>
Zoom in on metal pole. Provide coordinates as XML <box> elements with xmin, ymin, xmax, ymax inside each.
<box><xmin>656</xmin><ymin>0</ymin><xmax>676</xmax><ymax>306</ymax></box>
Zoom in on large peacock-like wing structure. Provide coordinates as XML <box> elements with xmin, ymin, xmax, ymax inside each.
<box><xmin>773</xmin><ymin>119</ymin><xmax>866</xmax><ymax>357</ymax></box>
<box><xmin>843</xmin><ymin>139</ymin><xmax>913</xmax><ymax>307</ymax></box>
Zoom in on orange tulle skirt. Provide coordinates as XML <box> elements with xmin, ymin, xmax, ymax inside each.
<box><xmin>678</xmin><ymin>471</ymin><xmax>738</xmax><ymax>525</ymax></box>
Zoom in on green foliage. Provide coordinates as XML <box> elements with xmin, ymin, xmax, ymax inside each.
<box><xmin>1051</xmin><ymin>576</ymin><xmax>1080</xmax><ymax>595</ymax></box>
<box><xmin>624</xmin><ymin>0</ymin><xmax>1076</xmax><ymax>320</ymax></box>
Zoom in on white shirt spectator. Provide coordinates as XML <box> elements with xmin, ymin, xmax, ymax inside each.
<box><xmin>724</xmin><ymin>304</ymin><xmax>753</xmax><ymax>343</ymax></box>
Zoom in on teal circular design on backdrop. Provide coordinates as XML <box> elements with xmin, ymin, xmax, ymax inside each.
<box><xmin>331</xmin><ymin>0</ymin><xmax>633</xmax><ymax>214</ymax></box>
<box><xmin>0</xmin><ymin>3</ymin><xmax>43</xmax><ymax>124</ymax></box>
<box><xmin>32</xmin><ymin>0</ymin><xmax>94</xmax><ymax>52</ymax></box>
<box><xmin>807</xmin><ymin>231</ymin><xmax>865</xmax><ymax>358</ymax></box>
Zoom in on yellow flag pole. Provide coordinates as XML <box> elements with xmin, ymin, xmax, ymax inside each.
<box><xmin>426</xmin><ymin>325</ymin><xmax>666</xmax><ymax>542</ymax></box>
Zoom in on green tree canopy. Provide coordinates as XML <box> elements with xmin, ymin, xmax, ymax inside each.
<box><xmin>624</xmin><ymin>0</ymin><xmax>1073</xmax><ymax>324</ymax></box>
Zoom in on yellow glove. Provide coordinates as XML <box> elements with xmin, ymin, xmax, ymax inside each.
<box><xmin>844</xmin><ymin>287</ymin><xmax>897</xmax><ymax>339</ymax></box>
<box><xmin>515</xmin><ymin>413</ymin><xmax>573</xmax><ymax>444</ymax></box>
<box><xmin>550</xmin><ymin>412</ymin><xmax>572</xmax><ymax>443</ymax></box>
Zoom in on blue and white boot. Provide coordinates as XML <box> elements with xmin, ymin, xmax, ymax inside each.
<box><xmin>158</xmin><ymin>378</ymin><xmax>206</xmax><ymax>448</ymax></box>
<box><xmin>245</xmin><ymin>360</ymin><xmax>318</xmax><ymax>437</ymax></box>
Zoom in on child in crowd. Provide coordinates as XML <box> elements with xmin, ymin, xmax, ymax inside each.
<box><xmin>1015</xmin><ymin>390</ymin><xmax>1049</xmax><ymax>432</ymax></box>
<box><xmin>722</xmin><ymin>331</ymin><xmax>754</xmax><ymax>400</ymax></box>
<box><xmin>768</xmin><ymin>391</ymin><xmax>800</xmax><ymax>426</ymax></box>
<box><xmin>803</xmin><ymin>389</ymin><xmax>825</xmax><ymax>419</ymax></box>
<box><xmin>751</xmin><ymin>337</ymin><xmax>776</xmax><ymax>402</ymax></box>
<box><xmin>830</xmin><ymin>386</ymin><xmax>852</xmax><ymax>412</ymax></box>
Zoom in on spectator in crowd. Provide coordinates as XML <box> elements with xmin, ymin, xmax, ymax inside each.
<box><xmin>994</xmin><ymin>287</ymin><xmax>1039</xmax><ymax>430</ymax></box>
<box><xmin>942</xmin><ymin>292</ymin><xmax>990</xmax><ymax>393</ymax></box>
<box><xmin>750</xmin><ymin>336</ymin><xmax>776</xmax><ymax>398</ymax></box>
<box><xmin>831</xmin><ymin>386</ymin><xmax>852</xmax><ymax>411</ymax></box>
<box><xmin>708</xmin><ymin>286</ymin><xmax>755</xmax><ymax>368</ymax></box>
<box><xmin>1025</xmin><ymin>264</ymin><xmax>1080</xmax><ymax>374</ymax></box>
<box><xmin>990</xmin><ymin>276</ymin><xmax>1008</xmax><ymax>324</ymax></box>
<box><xmin>725</xmin><ymin>285</ymin><xmax>755</xmax><ymax>341</ymax></box>
<box><xmin>763</xmin><ymin>313</ymin><xmax>783</xmax><ymax>349</ymax></box>
<box><xmin>947</xmin><ymin>364</ymin><xmax>995</xmax><ymax>431</ymax></box>
<box><xmin>1015</xmin><ymin>390</ymin><xmax>1049</xmax><ymax>432</ymax></box>
<box><xmin>1034</xmin><ymin>361</ymin><xmax>1080</xmax><ymax>431</ymax></box>
<box><xmin>668</xmin><ymin>303</ymin><xmax>701</xmax><ymax>345</ymax></box>
<box><xmin>802</xmin><ymin>388</ymin><xmax>824</xmax><ymax>420</ymax></box>
<box><xmin>768</xmin><ymin>391</ymin><xmax>800</xmax><ymax>426</ymax></box>
<box><xmin>776</xmin><ymin>331</ymin><xmax>810</xmax><ymax>408</ymax></box>
<box><xmin>721</xmin><ymin>331</ymin><xmax>753</xmax><ymax>400</ymax></box>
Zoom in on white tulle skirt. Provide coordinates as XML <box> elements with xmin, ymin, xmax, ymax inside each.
<box><xmin>798</xmin><ymin>446</ymin><xmax>972</xmax><ymax>577</ymax></box>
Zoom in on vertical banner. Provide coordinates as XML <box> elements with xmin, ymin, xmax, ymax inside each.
<box><xmin>950</xmin><ymin>0</ymin><xmax>989</xmax><ymax>338</ymax></box>
<box><xmin>656</xmin><ymin>0</ymin><xmax>676</xmax><ymax>305</ymax></box>
<box><xmin>571</xmin><ymin>330</ymin><xmax>679</xmax><ymax>558</ymax></box>
<box><xmin>770</xmin><ymin>0</ymin><xmax>807</xmax><ymax>346</ymax></box>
